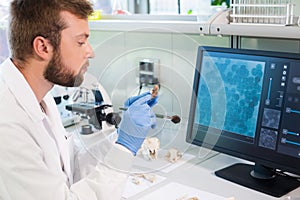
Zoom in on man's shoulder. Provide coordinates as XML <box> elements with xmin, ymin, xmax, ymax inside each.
<box><xmin>0</xmin><ymin>58</ymin><xmax>13</xmax><ymax>101</ymax></box>
<box><xmin>0</xmin><ymin>79</ymin><xmax>25</xmax><ymax>121</ymax></box>
<box><xmin>0</xmin><ymin>77</ymin><xmax>9</xmax><ymax>103</ymax></box>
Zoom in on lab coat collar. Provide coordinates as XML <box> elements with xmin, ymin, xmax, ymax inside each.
<box><xmin>0</xmin><ymin>58</ymin><xmax>45</xmax><ymax>122</ymax></box>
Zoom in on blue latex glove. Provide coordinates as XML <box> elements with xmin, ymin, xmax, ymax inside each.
<box><xmin>116</xmin><ymin>92</ymin><xmax>158</xmax><ymax>155</ymax></box>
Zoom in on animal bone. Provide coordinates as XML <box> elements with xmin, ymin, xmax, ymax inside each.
<box><xmin>138</xmin><ymin>173</ymin><xmax>156</xmax><ymax>183</ymax></box>
<box><xmin>165</xmin><ymin>148</ymin><xmax>182</xmax><ymax>163</ymax></box>
<box><xmin>138</xmin><ymin>137</ymin><xmax>160</xmax><ymax>160</ymax></box>
<box><xmin>176</xmin><ymin>195</ymin><xmax>198</xmax><ymax>200</ymax></box>
<box><xmin>151</xmin><ymin>84</ymin><xmax>159</xmax><ymax>98</ymax></box>
<box><xmin>131</xmin><ymin>177</ymin><xmax>141</xmax><ymax>185</ymax></box>
<box><xmin>131</xmin><ymin>173</ymin><xmax>156</xmax><ymax>185</ymax></box>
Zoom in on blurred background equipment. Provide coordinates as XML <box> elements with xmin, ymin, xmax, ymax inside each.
<box><xmin>51</xmin><ymin>74</ymin><xmax>121</xmax><ymax>133</ymax></box>
<box><xmin>230</xmin><ymin>0</ymin><xmax>296</xmax><ymax>25</ymax></box>
<box><xmin>65</xmin><ymin>87</ymin><xmax>121</xmax><ymax>131</ymax></box>
<box><xmin>0</xmin><ymin>0</ymin><xmax>10</xmax><ymax>64</ymax></box>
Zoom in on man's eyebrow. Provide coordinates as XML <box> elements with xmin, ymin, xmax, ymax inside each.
<box><xmin>75</xmin><ymin>33</ymin><xmax>89</xmax><ymax>39</ymax></box>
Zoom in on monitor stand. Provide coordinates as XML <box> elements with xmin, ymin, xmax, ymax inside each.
<box><xmin>215</xmin><ymin>163</ymin><xmax>300</xmax><ymax>197</ymax></box>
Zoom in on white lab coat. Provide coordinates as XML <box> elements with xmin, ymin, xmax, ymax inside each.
<box><xmin>0</xmin><ymin>58</ymin><xmax>134</xmax><ymax>200</ymax></box>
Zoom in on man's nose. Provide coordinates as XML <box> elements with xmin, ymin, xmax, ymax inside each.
<box><xmin>87</xmin><ymin>42</ymin><xmax>94</xmax><ymax>59</ymax></box>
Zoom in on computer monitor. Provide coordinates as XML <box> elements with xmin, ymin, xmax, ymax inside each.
<box><xmin>186</xmin><ymin>46</ymin><xmax>300</xmax><ymax>197</ymax></box>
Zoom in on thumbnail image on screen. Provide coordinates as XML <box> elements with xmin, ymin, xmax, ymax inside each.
<box><xmin>195</xmin><ymin>52</ymin><xmax>265</xmax><ymax>139</ymax></box>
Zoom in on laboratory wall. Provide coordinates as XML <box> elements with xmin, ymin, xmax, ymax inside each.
<box><xmin>294</xmin><ymin>0</ymin><xmax>300</xmax><ymax>15</ymax></box>
<box><xmin>87</xmin><ymin>31</ymin><xmax>229</xmax><ymax>122</ymax></box>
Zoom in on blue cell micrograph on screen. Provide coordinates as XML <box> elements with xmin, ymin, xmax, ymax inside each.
<box><xmin>195</xmin><ymin>54</ymin><xmax>265</xmax><ymax>138</ymax></box>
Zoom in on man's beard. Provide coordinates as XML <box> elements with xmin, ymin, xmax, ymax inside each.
<box><xmin>43</xmin><ymin>50</ymin><xmax>85</xmax><ymax>87</ymax></box>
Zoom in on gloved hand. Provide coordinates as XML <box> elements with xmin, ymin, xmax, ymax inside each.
<box><xmin>116</xmin><ymin>92</ymin><xmax>158</xmax><ymax>155</ymax></box>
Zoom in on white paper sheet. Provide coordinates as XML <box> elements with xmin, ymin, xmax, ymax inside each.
<box><xmin>138</xmin><ymin>182</ymin><xmax>228</xmax><ymax>200</ymax></box>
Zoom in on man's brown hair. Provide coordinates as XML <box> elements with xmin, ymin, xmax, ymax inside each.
<box><xmin>9</xmin><ymin>0</ymin><xmax>93</xmax><ymax>62</ymax></box>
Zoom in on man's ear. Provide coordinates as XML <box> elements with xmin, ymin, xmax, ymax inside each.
<box><xmin>32</xmin><ymin>36</ymin><xmax>53</xmax><ymax>60</ymax></box>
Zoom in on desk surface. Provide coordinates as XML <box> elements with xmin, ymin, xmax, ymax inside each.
<box><xmin>69</xmin><ymin>121</ymin><xmax>300</xmax><ymax>200</ymax></box>
<box><xmin>124</xmin><ymin>151</ymin><xmax>300</xmax><ymax>200</ymax></box>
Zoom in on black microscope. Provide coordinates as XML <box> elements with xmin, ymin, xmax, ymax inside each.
<box><xmin>65</xmin><ymin>88</ymin><xmax>121</xmax><ymax>134</ymax></box>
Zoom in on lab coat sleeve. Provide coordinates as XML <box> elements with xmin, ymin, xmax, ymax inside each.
<box><xmin>0</xmin><ymin>174</ymin><xmax>12</xmax><ymax>200</ymax></box>
<box><xmin>71</xmin><ymin>128</ymin><xmax>133</xmax><ymax>199</ymax></box>
<box><xmin>71</xmin><ymin>130</ymin><xmax>102</xmax><ymax>181</ymax></box>
<box><xmin>71</xmin><ymin>144</ymin><xmax>134</xmax><ymax>200</ymax></box>
<box><xmin>0</xmin><ymin>123</ymin><xmax>72</xmax><ymax>200</ymax></box>
<box><xmin>72</xmin><ymin>127</ymin><xmax>119</xmax><ymax>181</ymax></box>
<box><xmin>0</xmin><ymin>123</ymin><xmax>133</xmax><ymax>200</ymax></box>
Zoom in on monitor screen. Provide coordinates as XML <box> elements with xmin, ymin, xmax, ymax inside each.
<box><xmin>186</xmin><ymin>46</ymin><xmax>300</xmax><ymax>197</ymax></box>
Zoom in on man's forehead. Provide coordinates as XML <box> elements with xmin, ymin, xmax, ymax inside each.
<box><xmin>60</xmin><ymin>11</ymin><xmax>90</xmax><ymax>37</ymax></box>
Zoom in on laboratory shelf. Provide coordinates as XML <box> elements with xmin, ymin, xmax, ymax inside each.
<box><xmin>210</xmin><ymin>23</ymin><xmax>300</xmax><ymax>39</ymax></box>
<box><xmin>89</xmin><ymin>19</ymin><xmax>210</xmax><ymax>35</ymax></box>
<box><xmin>210</xmin><ymin>9</ymin><xmax>300</xmax><ymax>39</ymax></box>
